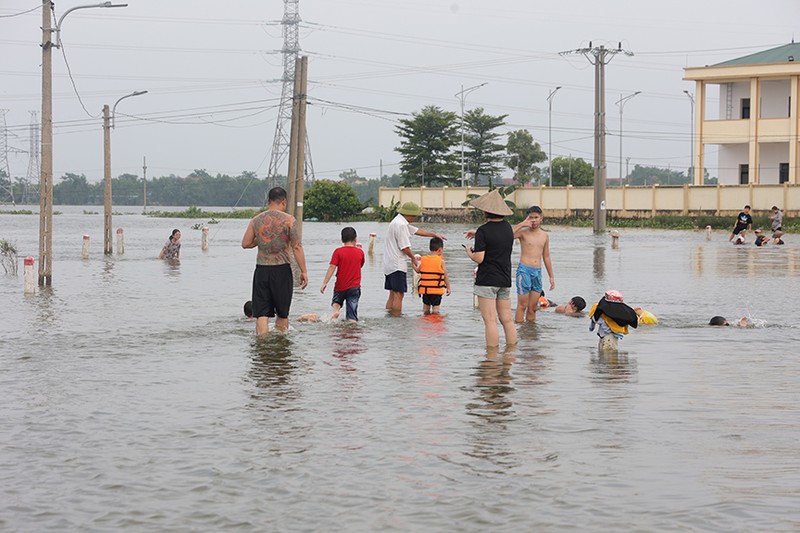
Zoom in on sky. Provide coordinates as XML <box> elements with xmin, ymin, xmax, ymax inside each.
<box><xmin>2</xmin><ymin>0</ymin><xmax>799</xmax><ymax>185</ymax></box>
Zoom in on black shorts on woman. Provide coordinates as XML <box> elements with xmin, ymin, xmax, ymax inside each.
<box><xmin>252</xmin><ymin>263</ymin><xmax>293</xmax><ymax>318</ymax></box>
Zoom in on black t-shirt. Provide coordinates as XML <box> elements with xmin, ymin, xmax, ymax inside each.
<box><xmin>734</xmin><ymin>212</ymin><xmax>752</xmax><ymax>229</ymax></box>
<box><xmin>473</xmin><ymin>219</ymin><xmax>513</xmax><ymax>287</ymax></box>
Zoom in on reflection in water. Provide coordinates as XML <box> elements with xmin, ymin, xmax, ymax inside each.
<box><xmin>331</xmin><ymin>325</ymin><xmax>365</xmax><ymax>376</ymax></box>
<box><xmin>589</xmin><ymin>350</ymin><xmax>638</xmax><ymax>384</ymax></box>
<box><xmin>692</xmin><ymin>245</ymin><xmax>704</xmax><ymax>277</ymax></box>
<box><xmin>593</xmin><ymin>245</ymin><xmax>605</xmax><ymax>281</ymax></box>
<box><xmin>101</xmin><ymin>256</ymin><xmax>115</xmax><ymax>282</ymax></box>
<box><xmin>163</xmin><ymin>258</ymin><xmax>181</xmax><ymax>277</ymax></box>
<box><xmin>247</xmin><ymin>335</ymin><xmax>299</xmax><ymax>405</ymax></box>
<box><xmin>465</xmin><ymin>346</ymin><xmax>519</xmax><ymax>470</ymax></box>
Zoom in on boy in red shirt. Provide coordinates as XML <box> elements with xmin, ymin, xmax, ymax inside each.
<box><xmin>321</xmin><ymin>227</ymin><xmax>365</xmax><ymax>322</ymax></box>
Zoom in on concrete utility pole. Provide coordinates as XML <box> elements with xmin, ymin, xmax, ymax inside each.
<box><xmin>103</xmin><ymin>90</ymin><xmax>146</xmax><ymax>254</ymax></box>
<box><xmin>142</xmin><ymin>156</ymin><xmax>147</xmax><ymax>212</ymax></box>
<box><xmin>455</xmin><ymin>82</ymin><xmax>487</xmax><ymax>187</ymax></box>
<box><xmin>286</xmin><ymin>56</ymin><xmax>308</xmax><ymax>239</ymax></box>
<box><xmin>38</xmin><ymin>0</ymin><xmax>127</xmax><ymax>285</ymax></box>
<box><xmin>561</xmin><ymin>42</ymin><xmax>633</xmax><ymax>233</ymax></box>
<box><xmin>615</xmin><ymin>91</ymin><xmax>640</xmax><ymax>186</ymax></box>
<box><xmin>547</xmin><ymin>86</ymin><xmax>562</xmax><ymax>186</ymax></box>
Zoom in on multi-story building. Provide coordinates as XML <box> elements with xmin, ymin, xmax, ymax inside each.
<box><xmin>684</xmin><ymin>43</ymin><xmax>800</xmax><ymax>185</ymax></box>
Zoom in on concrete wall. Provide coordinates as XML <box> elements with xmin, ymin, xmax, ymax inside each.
<box><xmin>379</xmin><ymin>184</ymin><xmax>800</xmax><ymax>217</ymax></box>
<box><xmin>761</xmin><ymin>79</ymin><xmax>791</xmax><ymax>118</ymax></box>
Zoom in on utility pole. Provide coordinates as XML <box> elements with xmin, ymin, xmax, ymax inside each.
<box><xmin>455</xmin><ymin>82</ymin><xmax>487</xmax><ymax>187</ymax></box>
<box><xmin>561</xmin><ymin>42</ymin><xmax>633</xmax><ymax>233</ymax></box>
<box><xmin>547</xmin><ymin>86</ymin><xmax>561</xmax><ymax>186</ymax></box>
<box><xmin>286</xmin><ymin>56</ymin><xmax>308</xmax><ymax>239</ymax></box>
<box><xmin>683</xmin><ymin>90</ymin><xmax>695</xmax><ymax>183</ymax></box>
<box><xmin>142</xmin><ymin>156</ymin><xmax>147</xmax><ymax>212</ymax></box>
<box><xmin>615</xmin><ymin>91</ymin><xmax>640</xmax><ymax>186</ymax></box>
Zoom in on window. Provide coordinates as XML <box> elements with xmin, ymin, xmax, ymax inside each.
<box><xmin>739</xmin><ymin>164</ymin><xmax>749</xmax><ymax>184</ymax></box>
<box><xmin>779</xmin><ymin>163</ymin><xmax>789</xmax><ymax>184</ymax></box>
<box><xmin>741</xmin><ymin>98</ymin><xmax>751</xmax><ymax>119</ymax></box>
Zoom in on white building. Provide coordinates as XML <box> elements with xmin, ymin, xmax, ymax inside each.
<box><xmin>684</xmin><ymin>43</ymin><xmax>800</xmax><ymax>185</ymax></box>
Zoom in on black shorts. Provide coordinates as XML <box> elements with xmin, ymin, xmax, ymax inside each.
<box><xmin>252</xmin><ymin>263</ymin><xmax>293</xmax><ymax>318</ymax></box>
<box><xmin>732</xmin><ymin>225</ymin><xmax>747</xmax><ymax>235</ymax></box>
<box><xmin>422</xmin><ymin>293</ymin><xmax>442</xmax><ymax>306</ymax></box>
<box><xmin>384</xmin><ymin>270</ymin><xmax>408</xmax><ymax>293</ymax></box>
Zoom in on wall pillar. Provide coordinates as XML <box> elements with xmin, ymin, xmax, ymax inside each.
<box><xmin>694</xmin><ymin>80</ymin><xmax>705</xmax><ymax>185</ymax></box>
<box><xmin>790</xmin><ymin>75</ymin><xmax>799</xmax><ymax>184</ymax></box>
<box><xmin>748</xmin><ymin>78</ymin><xmax>761</xmax><ymax>184</ymax></box>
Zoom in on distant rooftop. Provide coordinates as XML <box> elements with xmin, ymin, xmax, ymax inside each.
<box><xmin>715</xmin><ymin>43</ymin><xmax>800</xmax><ymax>66</ymax></box>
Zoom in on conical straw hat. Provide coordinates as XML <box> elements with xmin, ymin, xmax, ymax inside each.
<box><xmin>469</xmin><ymin>189</ymin><xmax>513</xmax><ymax>216</ymax></box>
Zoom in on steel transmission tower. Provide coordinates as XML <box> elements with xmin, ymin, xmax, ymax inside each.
<box><xmin>266</xmin><ymin>0</ymin><xmax>313</xmax><ymax>190</ymax></box>
<box><xmin>1</xmin><ymin>110</ymin><xmax>17</xmax><ymax>204</ymax></box>
<box><xmin>26</xmin><ymin>111</ymin><xmax>41</xmax><ymax>204</ymax></box>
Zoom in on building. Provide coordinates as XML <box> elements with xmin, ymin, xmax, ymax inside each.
<box><xmin>684</xmin><ymin>43</ymin><xmax>800</xmax><ymax>185</ymax></box>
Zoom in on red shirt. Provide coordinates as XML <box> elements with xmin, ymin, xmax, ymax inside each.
<box><xmin>331</xmin><ymin>245</ymin><xmax>365</xmax><ymax>292</ymax></box>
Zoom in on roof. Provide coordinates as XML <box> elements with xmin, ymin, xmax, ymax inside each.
<box><xmin>715</xmin><ymin>43</ymin><xmax>800</xmax><ymax>67</ymax></box>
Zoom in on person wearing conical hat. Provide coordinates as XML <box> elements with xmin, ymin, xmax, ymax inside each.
<box><xmin>383</xmin><ymin>201</ymin><xmax>447</xmax><ymax>314</ymax></box>
<box><xmin>464</xmin><ymin>190</ymin><xmax>517</xmax><ymax>347</ymax></box>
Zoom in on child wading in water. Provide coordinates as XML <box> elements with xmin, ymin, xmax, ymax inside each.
<box><xmin>512</xmin><ymin>206</ymin><xmax>555</xmax><ymax>322</ymax></box>
<box><xmin>589</xmin><ymin>290</ymin><xmax>638</xmax><ymax>351</ymax></box>
<box><xmin>321</xmin><ymin>227</ymin><xmax>365</xmax><ymax>322</ymax></box>
<box><xmin>413</xmin><ymin>237</ymin><xmax>451</xmax><ymax>314</ymax></box>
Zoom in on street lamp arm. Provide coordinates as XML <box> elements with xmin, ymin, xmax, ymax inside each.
<box><xmin>112</xmin><ymin>90</ymin><xmax>147</xmax><ymax>128</ymax></box>
<box><xmin>454</xmin><ymin>82</ymin><xmax>488</xmax><ymax>99</ymax></box>
<box><xmin>55</xmin><ymin>2</ymin><xmax>128</xmax><ymax>47</ymax></box>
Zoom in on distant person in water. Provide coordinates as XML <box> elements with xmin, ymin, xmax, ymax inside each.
<box><xmin>729</xmin><ymin>205</ymin><xmax>752</xmax><ymax>242</ymax></box>
<box><xmin>754</xmin><ymin>229</ymin><xmax>770</xmax><ymax>246</ymax></box>
<box><xmin>159</xmin><ymin>228</ymin><xmax>181</xmax><ymax>259</ymax></box>
<box><xmin>321</xmin><ymin>226</ymin><xmax>365</xmax><ymax>322</ymax></box>
<box><xmin>709</xmin><ymin>315</ymin><xmax>748</xmax><ymax>327</ymax></box>
<box><xmin>555</xmin><ymin>296</ymin><xmax>586</xmax><ymax>314</ymax></box>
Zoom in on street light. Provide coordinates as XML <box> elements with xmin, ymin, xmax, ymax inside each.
<box><xmin>683</xmin><ymin>90</ymin><xmax>695</xmax><ymax>184</ymax></box>
<box><xmin>455</xmin><ymin>82</ymin><xmax>487</xmax><ymax>187</ymax></box>
<box><xmin>103</xmin><ymin>90</ymin><xmax>147</xmax><ymax>254</ymax></box>
<box><xmin>38</xmin><ymin>0</ymin><xmax>128</xmax><ymax>285</ymax></box>
<box><xmin>547</xmin><ymin>86</ymin><xmax>562</xmax><ymax>186</ymax></box>
<box><xmin>615</xmin><ymin>91</ymin><xmax>641</xmax><ymax>186</ymax></box>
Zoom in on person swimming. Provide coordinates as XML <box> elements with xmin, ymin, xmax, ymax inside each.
<box><xmin>709</xmin><ymin>315</ymin><xmax>748</xmax><ymax>327</ymax></box>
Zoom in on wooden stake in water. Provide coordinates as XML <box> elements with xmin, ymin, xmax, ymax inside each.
<box><xmin>201</xmin><ymin>227</ymin><xmax>209</xmax><ymax>251</ymax></box>
<box><xmin>116</xmin><ymin>228</ymin><xmax>124</xmax><ymax>255</ymax></box>
<box><xmin>610</xmin><ymin>230</ymin><xmax>620</xmax><ymax>249</ymax></box>
<box><xmin>24</xmin><ymin>256</ymin><xmax>35</xmax><ymax>295</ymax></box>
<box><xmin>706</xmin><ymin>225</ymin><xmax>712</xmax><ymax>240</ymax></box>
<box><xmin>82</xmin><ymin>234</ymin><xmax>90</xmax><ymax>259</ymax></box>
<box><xmin>368</xmin><ymin>233</ymin><xmax>376</xmax><ymax>256</ymax></box>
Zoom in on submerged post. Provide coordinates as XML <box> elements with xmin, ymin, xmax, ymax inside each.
<box><xmin>116</xmin><ymin>228</ymin><xmax>124</xmax><ymax>255</ymax></box>
<box><xmin>706</xmin><ymin>225</ymin><xmax>712</xmax><ymax>240</ymax></box>
<box><xmin>368</xmin><ymin>233</ymin><xmax>376</xmax><ymax>256</ymax></box>
<box><xmin>24</xmin><ymin>256</ymin><xmax>35</xmax><ymax>295</ymax></box>
<box><xmin>81</xmin><ymin>234</ymin><xmax>90</xmax><ymax>259</ymax></box>
<box><xmin>610</xmin><ymin>230</ymin><xmax>620</xmax><ymax>249</ymax></box>
<box><xmin>201</xmin><ymin>226</ymin><xmax>209</xmax><ymax>251</ymax></box>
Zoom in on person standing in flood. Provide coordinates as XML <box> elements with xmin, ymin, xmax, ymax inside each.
<box><xmin>159</xmin><ymin>229</ymin><xmax>181</xmax><ymax>260</ymax></box>
<box><xmin>241</xmin><ymin>187</ymin><xmax>308</xmax><ymax>335</ymax></box>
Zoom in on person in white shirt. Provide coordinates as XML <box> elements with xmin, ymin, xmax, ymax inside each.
<box><xmin>383</xmin><ymin>202</ymin><xmax>446</xmax><ymax>314</ymax></box>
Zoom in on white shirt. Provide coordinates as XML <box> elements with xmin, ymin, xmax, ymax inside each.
<box><xmin>383</xmin><ymin>214</ymin><xmax>418</xmax><ymax>275</ymax></box>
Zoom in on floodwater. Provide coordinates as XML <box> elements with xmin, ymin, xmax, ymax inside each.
<box><xmin>1</xmin><ymin>206</ymin><xmax>799</xmax><ymax>532</ymax></box>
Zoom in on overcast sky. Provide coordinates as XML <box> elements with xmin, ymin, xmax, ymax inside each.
<box><xmin>2</xmin><ymin>0</ymin><xmax>799</xmax><ymax>185</ymax></box>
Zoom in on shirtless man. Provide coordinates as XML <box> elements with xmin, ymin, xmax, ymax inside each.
<box><xmin>512</xmin><ymin>206</ymin><xmax>555</xmax><ymax>322</ymax></box>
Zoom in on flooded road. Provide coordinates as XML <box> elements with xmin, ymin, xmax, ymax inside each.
<box><xmin>1</xmin><ymin>207</ymin><xmax>799</xmax><ymax>531</ymax></box>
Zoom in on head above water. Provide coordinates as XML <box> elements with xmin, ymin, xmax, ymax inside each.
<box><xmin>341</xmin><ymin>226</ymin><xmax>357</xmax><ymax>243</ymax></box>
<box><xmin>397</xmin><ymin>201</ymin><xmax>421</xmax><ymax>217</ymax></box>
<box><xmin>429</xmin><ymin>236</ymin><xmax>444</xmax><ymax>252</ymax></box>
<box><xmin>709</xmin><ymin>315</ymin><xmax>729</xmax><ymax>326</ymax></box>
<box><xmin>569</xmin><ymin>296</ymin><xmax>586</xmax><ymax>311</ymax></box>
<box><xmin>527</xmin><ymin>205</ymin><xmax>543</xmax><ymax>215</ymax></box>
<box><xmin>743</xmin><ymin>205</ymin><xmax>751</xmax><ymax>212</ymax></box>
<box><xmin>604</xmin><ymin>290</ymin><xmax>624</xmax><ymax>302</ymax></box>
<box><xmin>170</xmin><ymin>228</ymin><xmax>181</xmax><ymax>241</ymax></box>
<box><xmin>469</xmin><ymin>189</ymin><xmax>513</xmax><ymax>217</ymax></box>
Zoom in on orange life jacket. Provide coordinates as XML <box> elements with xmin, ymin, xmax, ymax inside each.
<box><xmin>418</xmin><ymin>255</ymin><xmax>445</xmax><ymax>295</ymax></box>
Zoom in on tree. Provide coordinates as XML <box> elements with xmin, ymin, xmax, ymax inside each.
<box><xmin>550</xmin><ymin>156</ymin><xmax>593</xmax><ymax>186</ymax></box>
<box><xmin>628</xmin><ymin>165</ymin><xmax>688</xmax><ymax>186</ymax></box>
<box><xmin>53</xmin><ymin>173</ymin><xmax>91</xmax><ymax>204</ymax></box>
<box><xmin>506</xmin><ymin>129</ymin><xmax>546</xmax><ymax>186</ymax></box>
<box><xmin>463</xmin><ymin>107</ymin><xmax>508</xmax><ymax>187</ymax></box>
<box><xmin>303</xmin><ymin>179</ymin><xmax>363</xmax><ymax>221</ymax></box>
<box><xmin>395</xmin><ymin>105</ymin><xmax>459</xmax><ymax>187</ymax></box>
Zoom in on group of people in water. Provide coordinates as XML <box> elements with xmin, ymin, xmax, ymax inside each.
<box><xmin>238</xmin><ymin>186</ymin><xmax>668</xmax><ymax>350</ymax></box>
<box><xmin>730</xmin><ymin>205</ymin><xmax>785</xmax><ymax>246</ymax></box>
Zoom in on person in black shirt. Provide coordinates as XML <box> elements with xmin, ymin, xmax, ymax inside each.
<box><xmin>464</xmin><ymin>190</ymin><xmax>517</xmax><ymax>348</ymax></box>
<box><xmin>729</xmin><ymin>205</ymin><xmax>752</xmax><ymax>241</ymax></box>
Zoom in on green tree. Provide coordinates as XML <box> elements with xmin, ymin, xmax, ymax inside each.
<box><xmin>550</xmin><ymin>156</ymin><xmax>593</xmax><ymax>186</ymax></box>
<box><xmin>303</xmin><ymin>179</ymin><xmax>363</xmax><ymax>221</ymax></box>
<box><xmin>506</xmin><ymin>129</ymin><xmax>546</xmax><ymax>186</ymax></box>
<box><xmin>463</xmin><ymin>107</ymin><xmax>508</xmax><ymax>187</ymax></box>
<box><xmin>395</xmin><ymin>105</ymin><xmax>459</xmax><ymax>187</ymax></box>
<box><xmin>628</xmin><ymin>165</ymin><xmax>688</xmax><ymax>186</ymax></box>
<box><xmin>53</xmin><ymin>173</ymin><xmax>91</xmax><ymax>204</ymax></box>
